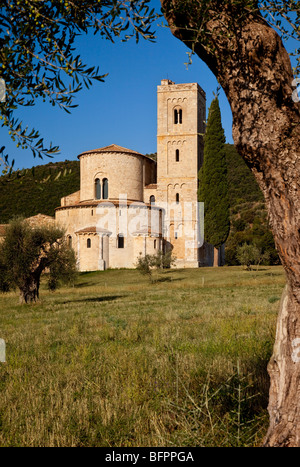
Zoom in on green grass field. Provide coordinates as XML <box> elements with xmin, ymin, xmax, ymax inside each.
<box><xmin>0</xmin><ymin>266</ymin><xmax>285</xmax><ymax>447</ymax></box>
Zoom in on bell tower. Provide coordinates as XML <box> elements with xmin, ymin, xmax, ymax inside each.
<box><xmin>156</xmin><ymin>79</ymin><xmax>206</xmax><ymax>267</ymax></box>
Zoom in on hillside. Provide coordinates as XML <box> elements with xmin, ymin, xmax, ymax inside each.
<box><xmin>0</xmin><ymin>145</ymin><xmax>279</xmax><ymax>265</ymax></box>
<box><xmin>0</xmin><ymin>160</ymin><xmax>80</xmax><ymax>223</ymax></box>
<box><xmin>225</xmin><ymin>144</ymin><xmax>263</xmax><ymax>206</ymax></box>
<box><xmin>224</xmin><ymin>144</ymin><xmax>279</xmax><ymax>265</ymax></box>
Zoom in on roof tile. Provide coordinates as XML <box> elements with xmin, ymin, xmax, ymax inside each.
<box><xmin>77</xmin><ymin>144</ymin><xmax>154</xmax><ymax>161</ymax></box>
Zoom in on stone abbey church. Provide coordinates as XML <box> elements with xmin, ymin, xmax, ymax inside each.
<box><xmin>55</xmin><ymin>79</ymin><xmax>216</xmax><ymax>271</ymax></box>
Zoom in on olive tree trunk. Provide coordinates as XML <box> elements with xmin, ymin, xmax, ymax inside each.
<box><xmin>161</xmin><ymin>0</ymin><xmax>300</xmax><ymax>446</ymax></box>
<box><xmin>19</xmin><ymin>276</ymin><xmax>40</xmax><ymax>304</ymax></box>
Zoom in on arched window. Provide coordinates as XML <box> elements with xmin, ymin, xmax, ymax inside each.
<box><xmin>95</xmin><ymin>178</ymin><xmax>101</xmax><ymax>200</ymax></box>
<box><xmin>174</xmin><ymin>107</ymin><xmax>182</xmax><ymax>125</ymax></box>
<box><xmin>176</xmin><ymin>193</ymin><xmax>180</xmax><ymax>204</ymax></box>
<box><xmin>87</xmin><ymin>238</ymin><xmax>91</xmax><ymax>248</ymax></box>
<box><xmin>117</xmin><ymin>234</ymin><xmax>124</xmax><ymax>249</ymax></box>
<box><xmin>150</xmin><ymin>195</ymin><xmax>155</xmax><ymax>205</ymax></box>
<box><xmin>102</xmin><ymin>178</ymin><xmax>108</xmax><ymax>199</ymax></box>
<box><xmin>175</xmin><ymin>149</ymin><xmax>180</xmax><ymax>162</ymax></box>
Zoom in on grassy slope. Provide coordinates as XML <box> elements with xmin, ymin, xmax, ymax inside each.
<box><xmin>0</xmin><ymin>266</ymin><xmax>285</xmax><ymax>447</ymax></box>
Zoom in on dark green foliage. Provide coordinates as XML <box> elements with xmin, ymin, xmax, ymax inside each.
<box><xmin>224</xmin><ymin>144</ymin><xmax>279</xmax><ymax>266</ymax></box>
<box><xmin>0</xmin><ymin>160</ymin><xmax>80</xmax><ymax>223</ymax></box>
<box><xmin>198</xmin><ymin>121</ymin><xmax>278</xmax><ymax>265</ymax></box>
<box><xmin>0</xmin><ymin>217</ymin><xmax>77</xmax><ymax>303</ymax></box>
<box><xmin>0</xmin><ymin>255</ymin><xmax>9</xmax><ymax>293</ymax></box>
<box><xmin>225</xmin><ymin>144</ymin><xmax>264</xmax><ymax>207</ymax></box>
<box><xmin>198</xmin><ymin>96</ymin><xmax>230</xmax><ymax>248</ymax></box>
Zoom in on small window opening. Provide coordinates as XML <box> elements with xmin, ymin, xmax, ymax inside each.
<box><xmin>175</xmin><ymin>149</ymin><xmax>180</xmax><ymax>162</ymax></box>
<box><xmin>103</xmin><ymin>178</ymin><xmax>108</xmax><ymax>199</ymax></box>
<box><xmin>175</xmin><ymin>232</ymin><xmax>178</xmax><ymax>240</ymax></box>
<box><xmin>95</xmin><ymin>178</ymin><xmax>101</xmax><ymax>200</ymax></box>
<box><xmin>150</xmin><ymin>195</ymin><xmax>155</xmax><ymax>205</ymax></box>
<box><xmin>176</xmin><ymin>193</ymin><xmax>180</xmax><ymax>204</ymax></box>
<box><xmin>179</xmin><ymin>109</ymin><xmax>182</xmax><ymax>124</ymax></box>
<box><xmin>174</xmin><ymin>108</ymin><xmax>182</xmax><ymax>125</ymax></box>
<box><xmin>117</xmin><ymin>234</ymin><xmax>124</xmax><ymax>249</ymax></box>
<box><xmin>154</xmin><ymin>239</ymin><xmax>157</xmax><ymax>249</ymax></box>
<box><xmin>87</xmin><ymin>238</ymin><xmax>91</xmax><ymax>248</ymax></box>
<box><xmin>67</xmin><ymin>235</ymin><xmax>72</xmax><ymax>248</ymax></box>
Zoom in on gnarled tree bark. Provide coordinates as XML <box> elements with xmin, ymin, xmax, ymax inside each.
<box><xmin>19</xmin><ymin>275</ymin><xmax>40</xmax><ymax>304</ymax></box>
<box><xmin>161</xmin><ymin>0</ymin><xmax>300</xmax><ymax>446</ymax></box>
<box><xmin>18</xmin><ymin>256</ymin><xmax>48</xmax><ymax>304</ymax></box>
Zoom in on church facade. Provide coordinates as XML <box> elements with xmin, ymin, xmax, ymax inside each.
<box><xmin>55</xmin><ymin>79</ymin><xmax>212</xmax><ymax>271</ymax></box>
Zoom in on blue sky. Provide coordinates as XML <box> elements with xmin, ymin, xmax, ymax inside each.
<box><xmin>0</xmin><ymin>1</ymin><xmax>234</xmax><ymax>170</ymax></box>
<box><xmin>0</xmin><ymin>1</ymin><xmax>298</xmax><ymax>171</ymax></box>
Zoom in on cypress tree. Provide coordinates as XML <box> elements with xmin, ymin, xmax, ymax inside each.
<box><xmin>198</xmin><ymin>95</ymin><xmax>230</xmax><ymax>259</ymax></box>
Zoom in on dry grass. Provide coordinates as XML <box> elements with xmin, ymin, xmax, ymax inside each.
<box><xmin>0</xmin><ymin>266</ymin><xmax>285</xmax><ymax>446</ymax></box>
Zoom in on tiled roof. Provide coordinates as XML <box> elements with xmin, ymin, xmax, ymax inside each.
<box><xmin>77</xmin><ymin>144</ymin><xmax>154</xmax><ymax>160</ymax></box>
<box><xmin>26</xmin><ymin>214</ymin><xmax>55</xmax><ymax>222</ymax></box>
<box><xmin>56</xmin><ymin>198</ymin><xmax>162</xmax><ymax>210</ymax></box>
<box><xmin>75</xmin><ymin>226</ymin><xmax>112</xmax><ymax>235</ymax></box>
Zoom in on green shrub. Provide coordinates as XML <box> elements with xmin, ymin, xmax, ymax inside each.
<box><xmin>236</xmin><ymin>243</ymin><xmax>261</xmax><ymax>270</ymax></box>
<box><xmin>136</xmin><ymin>251</ymin><xmax>176</xmax><ymax>282</ymax></box>
<box><xmin>236</xmin><ymin>243</ymin><xmax>270</xmax><ymax>270</ymax></box>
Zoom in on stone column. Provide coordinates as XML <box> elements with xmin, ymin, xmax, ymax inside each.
<box><xmin>98</xmin><ymin>235</ymin><xmax>105</xmax><ymax>270</ymax></box>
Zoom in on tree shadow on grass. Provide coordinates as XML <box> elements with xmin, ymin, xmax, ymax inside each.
<box><xmin>70</xmin><ymin>295</ymin><xmax>127</xmax><ymax>304</ymax></box>
<box><xmin>152</xmin><ymin>276</ymin><xmax>184</xmax><ymax>283</ymax></box>
<box><xmin>74</xmin><ymin>281</ymin><xmax>100</xmax><ymax>288</ymax></box>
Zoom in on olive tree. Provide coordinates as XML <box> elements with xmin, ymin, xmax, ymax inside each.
<box><xmin>0</xmin><ymin>218</ymin><xmax>77</xmax><ymax>303</ymax></box>
<box><xmin>161</xmin><ymin>0</ymin><xmax>300</xmax><ymax>446</ymax></box>
<box><xmin>0</xmin><ymin>0</ymin><xmax>157</xmax><ymax>165</ymax></box>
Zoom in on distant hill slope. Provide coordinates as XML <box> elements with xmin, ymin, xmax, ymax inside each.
<box><xmin>225</xmin><ymin>144</ymin><xmax>264</xmax><ymax>206</ymax></box>
<box><xmin>224</xmin><ymin>144</ymin><xmax>279</xmax><ymax>265</ymax></box>
<box><xmin>0</xmin><ymin>160</ymin><xmax>80</xmax><ymax>223</ymax></box>
<box><xmin>0</xmin><ymin>145</ymin><xmax>279</xmax><ymax>265</ymax></box>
